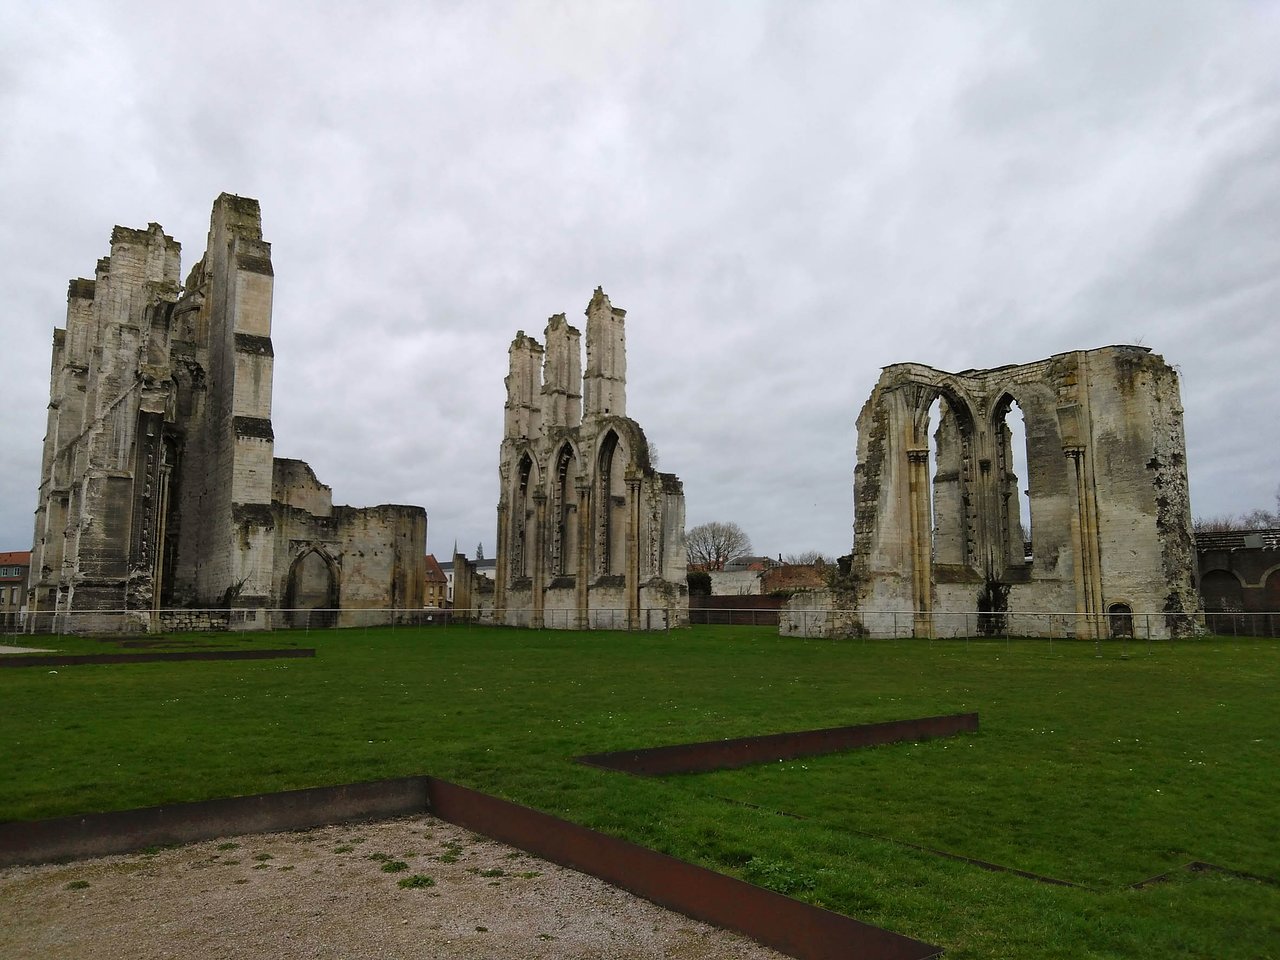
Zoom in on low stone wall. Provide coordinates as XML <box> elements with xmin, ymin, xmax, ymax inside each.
<box><xmin>779</xmin><ymin>591</ymin><xmax>865</xmax><ymax>637</ymax></box>
<box><xmin>160</xmin><ymin>610</ymin><xmax>232</xmax><ymax>632</ymax></box>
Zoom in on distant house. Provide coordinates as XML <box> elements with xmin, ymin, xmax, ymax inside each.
<box><xmin>724</xmin><ymin>555</ymin><xmax>777</xmax><ymax>573</ymax></box>
<box><xmin>1</xmin><ymin>551</ymin><xmax>31</xmax><ymax>631</ymax></box>
<box><xmin>762</xmin><ymin>561</ymin><xmax>827</xmax><ymax>596</ymax></box>
<box><xmin>423</xmin><ymin>554</ymin><xmax>449</xmax><ymax>608</ymax></box>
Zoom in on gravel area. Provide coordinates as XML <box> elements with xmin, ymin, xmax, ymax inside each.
<box><xmin>0</xmin><ymin>815</ymin><xmax>789</xmax><ymax>959</ymax></box>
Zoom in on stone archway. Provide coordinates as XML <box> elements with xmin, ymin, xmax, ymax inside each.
<box><xmin>1108</xmin><ymin>602</ymin><xmax>1133</xmax><ymax>638</ymax></box>
<box><xmin>286</xmin><ymin>548</ymin><xmax>338</xmax><ymax>628</ymax></box>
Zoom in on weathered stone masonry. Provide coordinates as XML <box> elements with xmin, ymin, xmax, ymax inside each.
<box><xmin>29</xmin><ymin>194</ymin><xmax>425</xmax><ymax>631</ymax></box>
<box><xmin>783</xmin><ymin>345</ymin><xmax>1198</xmax><ymax>639</ymax></box>
<box><xmin>494</xmin><ymin>289</ymin><xmax>688</xmax><ymax>629</ymax></box>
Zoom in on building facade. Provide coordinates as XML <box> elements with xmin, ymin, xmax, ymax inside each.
<box><xmin>495</xmin><ymin>289</ymin><xmax>688</xmax><ymax>630</ymax></box>
<box><xmin>29</xmin><ymin>194</ymin><xmax>425</xmax><ymax>632</ymax></box>
<box><xmin>423</xmin><ymin>554</ymin><xmax>448</xmax><ymax>608</ymax></box>
<box><xmin>0</xmin><ymin>551</ymin><xmax>30</xmax><ymax>632</ymax></box>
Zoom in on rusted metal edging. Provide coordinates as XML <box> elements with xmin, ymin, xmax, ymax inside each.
<box><xmin>576</xmin><ymin>713</ymin><xmax>979</xmax><ymax>776</ymax></box>
<box><xmin>1</xmin><ymin>775</ymin><xmax>942</xmax><ymax>959</ymax></box>
<box><xmin>0</xmin><ymin>648</ymin><xmax>316</xmax><ymax>668</ymax></box>
<box><xmin>0</xmin><ymin>776</ymin><xmax>429</xmax><ymax>866</ymax></box>
<box><xmin>426</xmin><ymin>778</ymin><xmax>941</xmax><ymax>960</ymax></box>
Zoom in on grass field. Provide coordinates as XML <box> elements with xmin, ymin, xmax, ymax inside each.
<box><xmin>2</xmin><ymin>625</ymin><xmax>1276</xmax><ymax>959</ymax></box>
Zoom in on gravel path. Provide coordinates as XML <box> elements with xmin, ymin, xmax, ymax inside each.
<box><xmin>0</xmin><ymin>815</ymin><xmax>788</xmax><ymax>959</ymax></box>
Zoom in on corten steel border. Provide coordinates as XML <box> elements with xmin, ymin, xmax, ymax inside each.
<box><xmin>576</xmin><ymin>713</ymin><xmax>979</xmax><ymax>776</ymax></box>
<box><xmin>0</xmin><ymin>776</ymin><xmax>429</xmax><ymax>866</ymax></box>
<box><xmin>426</xmin><ymin>778</ymin><xmax>941</xmax><ymax>960</ymax></box>
<box><xmin>0</xmin><ymin>776</ymin><xmax>942</xmax><ymax>960</ymax></box>
<box><xmin>1129</xmin><ymin>861</ymin><xmax>1279</xmax><ymax>890</ymax></box>
<box><xmin>0</xmin><ymin>648</ymin><xmax>315</xmax><ymax>668</ymax></box>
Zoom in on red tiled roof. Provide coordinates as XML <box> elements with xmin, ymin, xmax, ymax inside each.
<box><xmin>0</xmin><ymin>551</ymin><xmax>31</xmax><ymax>566</ymax></box>
<box><xmin>423</xmin><ymin>554</ymin><xmax>447</xmax><ymax>582</ymax></box>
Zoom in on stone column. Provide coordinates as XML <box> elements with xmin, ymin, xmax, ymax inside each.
<box><xmin>625</xmin><ymin>472</ymin><xmax>642</xmax><ymax>630</ymax></box>
<box><xmin>906</xmin><ymin>448</ymin><xmax>932</xmax><ymax>637</ymax></box>
<box><xmin>575</xmin><ymin>480</ymin><xmax>591</xmax><ymax>629</ymax></box>
<box><xmin>1065</xmin><ymin>446</ymin><xmax>1103</xmax><ymax>639</ymax></box>
<box><xmin>494</xmin><ymin>501</ymin><xmax>508</xmax><ymax>625</ymax></box>
<box><xmin>532</xmin><ymin>490</ymin><xmax>547</xmax><ymax>628</ymax></box>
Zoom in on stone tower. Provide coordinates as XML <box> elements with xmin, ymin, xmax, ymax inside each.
<box><xmin>494</xmin><ymin>289</ymin><xmax>687</xmax><ymax>630</ymax></box>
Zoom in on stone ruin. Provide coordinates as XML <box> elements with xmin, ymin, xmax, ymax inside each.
<box><xmin>28</xmin><ymin>194</ymin><xmax>426</xmax><ymax>632</ymax></box>
<box><xmin>494</xmin><ymin>289</ymin><xmax>688</xmax><ymax>629</ymax></box>
<box><xmin>783</xmin><ymin>345</ymin><xmax>1198</xmax><ymax>639</ymax></box>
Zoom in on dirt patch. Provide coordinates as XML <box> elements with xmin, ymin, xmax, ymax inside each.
<box><xmin>0</xmin><ymin>815</ymin><xmax>788</xmax><ymax>960</ymax></box>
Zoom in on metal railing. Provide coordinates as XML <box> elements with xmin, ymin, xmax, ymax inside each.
<box><xmin>3</xmin><ymin>605</ymin><xmax>1277</xmax><ymax>639</ymax></box>
<box><xmin>778</xmin><ymin>607</ymin><xmax>1279</xmax><ymax>640</ymax></box>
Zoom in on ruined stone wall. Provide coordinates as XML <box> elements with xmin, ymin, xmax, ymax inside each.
<box><xmin>29</xmin><ymin>194</ymin><xmax>427</xmax><ymax>632</ymax></box>
<box><xmin>708</xmin><ymin>570</ymin><xmax>762</xmax><ymax>596</ymax></box>
<box><xmin>494</xmin><ymin>289</ymin><xmax>688</xmax><ymax>630</ymax></box>
<box><xmin>27</xmin><ymin>223</ymin><xmax>183</xmax><ymax>628</ymax></box>
<box><xmin>832</xmin><ymin>345</ymin><xmax>1197</xmax><ymax>640</ymax></box>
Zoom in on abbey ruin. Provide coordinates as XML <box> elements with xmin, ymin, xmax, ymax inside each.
<box><xmin>494</xmin><ymin>289</ymin><xmax>687</xmax><ymax>629</ymax></box>
<box><xmin>783</xmin><ymin>346</ymin><xmax>1198</xmax><ymax>639</ymax></box>
<box><xmin>28</xmin><ymin>194</ymin><xmax>425</xmax><ymax>632</ymax></box>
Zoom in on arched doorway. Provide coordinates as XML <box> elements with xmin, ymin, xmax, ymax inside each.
<box><xmin>287</xmin><ymin>548</ymin><xmax>338</xmax><ymax>628</ymax></box>
<box><xmin>1108</xmin><ymin>602</ymin><xmax>1133</xmax><ymax>639</ymax></box>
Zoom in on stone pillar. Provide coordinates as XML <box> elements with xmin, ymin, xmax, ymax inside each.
<box><xmin>625</xmin><ymin>471</ymin><xmax>642</xmax><ymax>629</ymax></box>
<box><xmin>504</xmin><ymin>332</ymin><xmax>544</xmax><ymax>440</ymax></box>
<box><xmin>541</xmin><ymin>314</ymin><xmax>582</xmax><ymax>429</ymax></box>
<box><xmin>494</xmin><ymin>492</ymin><xmax>508</xmax><ymax>624</ymax></box>
<box><xmin>576</xmin><ymin>479</ymin><xmax>591</xmax><ymax>629</ymax></box>
<box><xmin>583</xmin><ymin>288</ymin><xmax>627</xmax><ymax>420</ymax></box>
<box><xmin>907</xmin><ymin>448</ymin><xmax>932</xmax><ymax>637</ymax></box>
<box><xmin>532</xmin><ymin>490</ymin><xmax>547</xmax><ymax>628</ymax></box>
<box><xmin>1065</xmin><ymin>446</ymin><xmax>1103</xmax><ymax>639</ymax></box>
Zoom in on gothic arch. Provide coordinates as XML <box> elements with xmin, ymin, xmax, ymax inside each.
<box><xmin>511</xmin><ymin>451</ymin><xmax>540</xmax><ymax>579</ymax></box>
<box><xmin>990</xmin><ymin>390</ymin><xmax>1034</xmax><ymax>567</ymax></box>
<box><xmin>286</xmin><ymin>545</ymin><xmax>339</xmax><ymax>628</ymax></box>
<box><xmin>548</xmin><ymin>441</ymin><xmax>581</xmax><ymax>577</ymax></box>
<box><xmin>596</xmin><ymin>429</ymin><xmax>629</xmax><ymax>576</ymax></box>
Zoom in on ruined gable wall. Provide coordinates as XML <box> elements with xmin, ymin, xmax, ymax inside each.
<box><xmin>844</xmin><ymin>345</ymin><xmax>1195</xmax><ymax>639</ymax></box>
<box><xmin>29</xmin><ymin>224</ymin><xmax>183</xmax><ymax>625</ymax></box>
<box><xmin>495</xmin><ymin>290</ymin><xmax>687</xmax><ymax>630</ymax></box>
<box><xmin>272</xmin><ymin>458</ymin><xmax>333</xmax><ymax>517</ymax></box>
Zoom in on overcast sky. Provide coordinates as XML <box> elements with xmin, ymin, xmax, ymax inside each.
<box><xmin>2</xmin><ymin>1</ymin><xmax>1277</xmax><ymax>564</ymax></box>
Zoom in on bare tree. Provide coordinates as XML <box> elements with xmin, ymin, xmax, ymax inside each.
<box><xmin>1194</xmin><ymin>515</ymin><xmax>1240</xmax><ymax>534</ymax></box>
<box><xmin>1194</xmin><ymin>496</ymin><xmax>1280</xmax><ymax>533</ymax></box>
<box><xmin>686</xmin><ymin>521</ymin><xmax>752</xmax><ymax>571</ymax></box>
<box><xmin>782</xmin><ymin>551</ymin><xmax>831</xmax><ymax>565</ymax></box>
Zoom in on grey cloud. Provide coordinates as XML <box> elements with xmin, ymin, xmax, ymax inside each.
<box><xmin>2</xmin><ymin>1</ymin><xmax>1277</xmax><ymax>562</ymax></box>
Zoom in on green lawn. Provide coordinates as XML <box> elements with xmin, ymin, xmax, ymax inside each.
<box><xmin>2</xmin><ymin>625</ymin><xmax>1276</xmax><ymax>959</ymax></box>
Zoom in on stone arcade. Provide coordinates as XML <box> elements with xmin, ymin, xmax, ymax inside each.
<box><xmin>783</xmin><ymin>345</ymin><xmax>1198</xmax><ymax>639</ymax></box>
<box><xmin>494</xmin><ymin>289</ymin><xmax>688</xmax><ymax>629</ymax></box>
<box><xmin>28</xmin><ymin>194</ymin><xmax>425</xmax><ymax>632</ymax></box>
